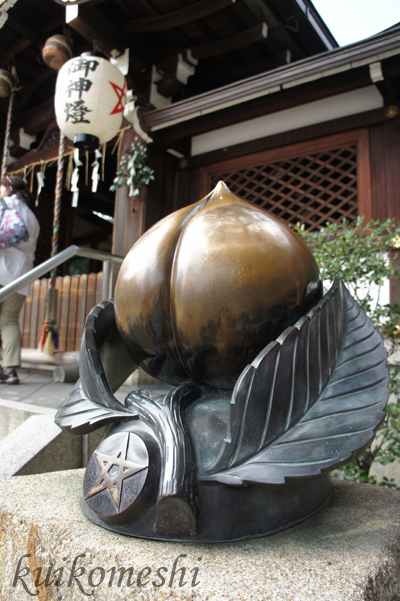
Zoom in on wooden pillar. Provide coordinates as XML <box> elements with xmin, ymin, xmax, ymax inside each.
<box><xmin>369</xmin><ymin>116</ymin><xmax>400</xmax><ymax>303</ymax></box>
<box><xmin>384</xmin><ymin>117</ymin><xmax>400</xmax><ymax>223</ymax></box>
<box><xmin>111</xmin><ymin>128</ymin><xmax>147</xmax><ymax>258</ymax></box>
<box><xmin>370</xmin><ymin>116</ymin><xmax>400</xmax><ymax>223</ymax></box>
<box><xmin>175</xmin><ymin>165</ymin><xmax>208</xmax><ymax>213</ymax></box>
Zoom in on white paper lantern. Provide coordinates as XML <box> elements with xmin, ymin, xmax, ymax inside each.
<box><xmin>55</xmin><ymin>52</ymin><xmax>127</xmax><ymax>150</ymax></box>
<box><xmin>51</xmin><ymin>1</ymin><xmax>92</xmax><ymax>4</ymax></box>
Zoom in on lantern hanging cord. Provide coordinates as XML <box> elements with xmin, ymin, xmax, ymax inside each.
<box><xmin>29</xmin><ymin>166</ymin><xmax>35</xmax><ymax>192</ymax></box>
<box><xmin>1</xmin><ymin>90</ymin><xmax>14</xmax><ymax>180</ymax></box>
<box><xmin>8</xmin><ymin>125</ymin><xmax>129</xmax><ymax>181</ymax></box>
<box><xmin>111</xmin><ymin>125</ymin><xmax>132</xmax><ymax>166</ymax></box>
<box><xmin>50</xmin><ymin>132</ymin><xmax>66</xmax><ymax>288</ymax></box>
<box><xmin>7</xmin><ymin>154</ymin><xmax>72</xmax><ymax>179</ymax></box>
<box><xmin>1</xmin><ymin>67</ymin><xmax>20</xmax><ymax>180</ymax></box>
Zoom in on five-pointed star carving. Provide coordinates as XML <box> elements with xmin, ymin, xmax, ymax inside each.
<box><xmin>85</xmin><ymin>433</ymin><xmax>148</xmax><ymax>510</ymax></box>
<box><xmin>109</xmin><ymin>80</ymin><xmax>127</xmax><ymax>115</ymax></box>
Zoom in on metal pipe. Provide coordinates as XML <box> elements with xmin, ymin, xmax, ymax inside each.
<box><xmin>102</xmin><ymin>259</ymin><xmax>112</xmax><ymax>301</ymax></box>
<box><xmin>82</xmin><ymin>434</ymin><xmax>89</xmax><ymax>467</ymax></box>
<box><xmin>0</xmin><ymin>245</ymin><xmax>124</xmax><ymax>303</ymax></box>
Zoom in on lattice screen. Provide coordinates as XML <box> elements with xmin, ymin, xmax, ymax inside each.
<box><xmin>209</xmin><ymin>146</ymin><xmax>358</xmax><ymax>231</ymax></box>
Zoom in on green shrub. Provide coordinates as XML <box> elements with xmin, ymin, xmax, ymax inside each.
<box><xmin>296</xmin><ymin>217</ymin><xmax>400</xmax><ymax>489</ymax></box>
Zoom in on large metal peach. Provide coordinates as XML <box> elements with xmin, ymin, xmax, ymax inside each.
<box><xmin>114</xmin><ymin>182</ymin><xmax>322</xmax><ymax>389</ymax></box>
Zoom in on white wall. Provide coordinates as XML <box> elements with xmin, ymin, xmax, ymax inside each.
<box><xmin>191</xmin><ymin>86</ymin><xmax>383</xmax><ymax>156</ymax></box>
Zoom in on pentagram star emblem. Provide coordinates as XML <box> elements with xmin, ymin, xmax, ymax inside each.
<box><xmin>109</xmin><ymin>80</ymin><xmax>127</xmax><ymax>115</ymax></box>
<box><xmin>85</xmin><ymin>433</ymin><xmax>148</xmax><ymax>510</ymax></box>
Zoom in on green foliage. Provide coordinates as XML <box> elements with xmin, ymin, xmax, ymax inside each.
<box><xmin>110</xmin><ymin>138</ymin><xmax>155</xmax><ymax>197</ymax></box>
<box><xmin>296</xmin><ymin>217</ymin><xmax>400</xmax><ymax>489</ymax></box>
<box><xmin>68</xmin><ymin>257</ymin><xmax>90</xmax><ymax>276</ymax></box>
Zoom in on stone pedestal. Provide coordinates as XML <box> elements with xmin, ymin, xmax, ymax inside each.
<box><xmin>0</xmin><ymin>469</ymin><xmax>399</xmax><ymax>600</ymax></box>
<box><xmin>0</xmin><ymin>400</ymin><xmax>106</xmax><ymax>478</ymax></box>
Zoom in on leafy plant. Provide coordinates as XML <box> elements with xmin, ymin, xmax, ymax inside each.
<box><xmin>110</xmin><ymin>138</ymin><xmax>154</xmax><ymax>198</ymax></box>
<box><xmin>295</xmin><ymin>217</ymin><xmax>400</xmax><ymax>489</ymax></box>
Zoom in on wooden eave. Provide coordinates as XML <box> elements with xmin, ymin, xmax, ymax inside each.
<box><xmin>150</xmin><ymin>67</ymin><xmax>374</xmax><ymax>151</ymax></box>
<box><xmin>0</xmin><ymin>0</ymin><xmax>337</xmax><ymax>114</ymax></box>
<box><xmin>7</xmin><ymin>136</ymin><xmax>75</xmax><ymax>173</ymax></box>
<box><xmin>266</xmin><ymin>0</ymin><xmax>337</xmax><ymax>53</ymax></box>
<box><xmin>141</xmin><ymin>25</ymin><xmax>400</xmax><ymax>136</ymax></box>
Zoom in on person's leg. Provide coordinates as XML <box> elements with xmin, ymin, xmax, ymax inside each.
<box><xmin>0</xmin><ymin>290</ymin><xmax>25</xmax><ymax>383</ymax></box>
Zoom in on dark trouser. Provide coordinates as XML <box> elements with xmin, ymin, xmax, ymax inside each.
<box><xmin>0</xmin><ymin>288</ymin><xmax>25</xmax><ymax>368</ymax></box>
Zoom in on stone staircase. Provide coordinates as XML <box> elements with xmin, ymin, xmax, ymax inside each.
<box><xmin>20</xmin><ymin>348</ymin><xmax>80</xmax><ymax>382</ymax></box>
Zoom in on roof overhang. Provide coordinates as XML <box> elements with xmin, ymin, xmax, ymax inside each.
<box><xmin>0</xmin><ymin>0</ymin><xmax>18</xmax><ymax>28</ymax></box>
<box><xmin>141</xmin><ymin>25</ymin><xmax>400</xmax><ymax>134</ymax></box>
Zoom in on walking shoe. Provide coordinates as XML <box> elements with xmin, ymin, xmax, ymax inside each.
<box><xmin>0</xmin><ymin>367</ymin><xmax>19</xmax><ymax>384</ymax></box>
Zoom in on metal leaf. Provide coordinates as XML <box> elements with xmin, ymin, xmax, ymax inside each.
<box><xmin>204</xmin><ymin>279</ymin><xmax>389</xmax><ymax>485</ymax></box>
<box><xmin>54</xmin><ymin>381</ymin><xmax>136</xmax><ymax>435</ymax></box>
<box><xmin>55</xmin><ymin>300</ymin><xmax>138</xmax><ymax>435</ymax></box>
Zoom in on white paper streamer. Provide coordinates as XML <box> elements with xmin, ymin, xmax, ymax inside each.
<box><xmin>36</xmin><ymin>162</ymin><xmax>45</xmax><ymax>206</ymax></box>
<box><xmin>71</xmin><ymin>148</ymin><xmax>82</xmax><ymax>207</ymax></box>
<box><xmin>110</xmin><ymin>48</ymin><xmax>130</xmax><ymax>76</ymax></box>
<box><xmin>91</xmin><ymin>148</ymin><xmax>102</xmax><ymax>193</ymax></box>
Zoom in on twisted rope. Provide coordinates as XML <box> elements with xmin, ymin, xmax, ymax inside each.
<box><xmin>1</xmin><ymin>89</ymin><xmax>14</xmax><ymax>180</ymax></box>
<box><xmin>50</xmin><ymin>131</ymin><xmax>66</xmax><ymax>288</ymax></box>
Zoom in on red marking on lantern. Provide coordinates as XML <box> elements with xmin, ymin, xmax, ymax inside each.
<box><xmin>109</xmin><ymin>80</ymin><xmax>126</xmax><ymax>115</ymax></box>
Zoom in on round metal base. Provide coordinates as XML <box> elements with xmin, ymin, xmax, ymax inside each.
<box><xmin>73</xmin><ymin>133</ymin><xmax>99</xmax><ymax>150</ymax></box>
<box><xmin>81</xmin><ymin>472</ymin><xmax>332</xmax><ymax>543</ymax></box>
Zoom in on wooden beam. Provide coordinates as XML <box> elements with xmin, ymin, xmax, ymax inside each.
<box><xmin>67</xmin><ymin>4</ymin><xmax>150</xmax><ymax>71</ymax></box>
<box><xmin>182</xmin><ymin>107</ymin><xmax>388</xmax><ymax>171</ymax></box>
<box><xmin>0</xmin><ymin>39</ymin><xmax>31</xmax><ymax>69</ymax></box>
<box><xmin>77</xmin><ymin>212</ymin><xmax>113</xmax><ymax>234</ymax></box>
<box><xmin>7</xmin><ymin>137</ymin><xmax>75</xmax><ymax>173</ymax></box>
<box><xmin>12</xmin><ymin>98</ymin><xmax>57</xmax><ymax>137</ymax></box>
<box><xmin>15</xmin><ymin>70</ymin><xmax>57</xmax><ymax>114</ymax></box>
<box><xmin>72</xmin><ymin>233</ymin><xmax>110</xmax><ymax>246</ymax></box>
<box><xmin>65</xmin><ymin>5</ymin><xmax>152</xmax><ymax>94</ymax></box>
<box><xmin>0</xmin><ymin>14</ymin><xmax>65</xmax><ymax>69</ymax></box>
<box><xmin>121</xmin><ymin>0</ymin><xmax>235</xmax><ymax>33</ymax></box>
<box><xmin>374</xmin><ymin>77</ymin><xmax>400</xmax><ymax>106</ymax></box>
<box><xmin>6</xmin><ymin>16</ymin><xmax>45</xmax><ymax>48</ymax></box>
<box><xmin>191</xmin><ymin>22</ymin><xmax>268</xmax><ymax>59</ymax></box>
<box><xmin>116</xmin><ymin>0</ymin><xmax>158</xmax><ymax>17</ymax></box>
<box><xmin>73</xmin><ymin>193</ymin><xmax>114</xmax><ymax>216</ymax></box>
<box><xmin>35</xmin><ymin>121</ymin><xmax>58</xmax><ymax>151</ymax></box>
<box><xmin>145</xmin><ymin>67</ymin><xmax>372</xmax><ymax>144</ymax></box>
<box><xmin>142</xmin><ymin>28</ymin><xmax>400</xmax><ymax>134</ymax></box>
<box><xmin>197</xmin><ymin>50</ymin><xmax>291</xmax><ymax>83</ymax></box>
<box><xmin>42</xmin><ymin>14</ymin><xmax>66</xmax><ymax>33</ymax></box>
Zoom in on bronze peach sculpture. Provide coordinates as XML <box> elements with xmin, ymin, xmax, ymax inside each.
<box><xmin>56</xmin><ymin>182</ymin><xmax>389</xmax><ymax>542</ymax></box>
<box><xmin>114</xmin><ymin>181</ymin><xmax>322</xmax><ymax>388</ymax></box>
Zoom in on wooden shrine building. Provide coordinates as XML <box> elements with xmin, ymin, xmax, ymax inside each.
<box><xmin>0</xmin><ymin>0</ymin><xmax>399</xmax><ymax>351</ymax></box>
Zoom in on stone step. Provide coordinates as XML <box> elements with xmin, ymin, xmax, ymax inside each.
<box><xmin>0</xmin><ymin>472</ymin><xmax>399</xmax><ymax>600</ymax></box>
<box><xmin>20</xmin><ymin>348</ymin><xmax>79</xmax><ymax>370</ymax></box>
<box><xmin>19</xmin><ymin>348</ymin><xmax>80</xmax><ymax>381</ymax></box>
<box><xmin>19</xmin><ymin>349</ymin><xmax>162</xmax><ymax>385</ymax></box>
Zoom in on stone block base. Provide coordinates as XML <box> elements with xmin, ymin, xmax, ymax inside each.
<box><xmin>0</xmin><ymin>400</ymin><xmax>106</xmax><ymax>478</ymax></box>
<box><xmin>0</xmin><ymin>470</ymin><xmax>399</xmax><ymax>600</ymax></box>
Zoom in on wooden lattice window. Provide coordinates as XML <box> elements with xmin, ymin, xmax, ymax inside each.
<box><xmin>206</xmin><ymin>131</ymin><xmax>371</xmax><ymax>231</ymax></box>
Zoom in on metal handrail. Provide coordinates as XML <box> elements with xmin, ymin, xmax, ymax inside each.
<box><xmin>0</xmin><ymin>245</ymin><xmax>124</xmax><ymax>304</ymax></box>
